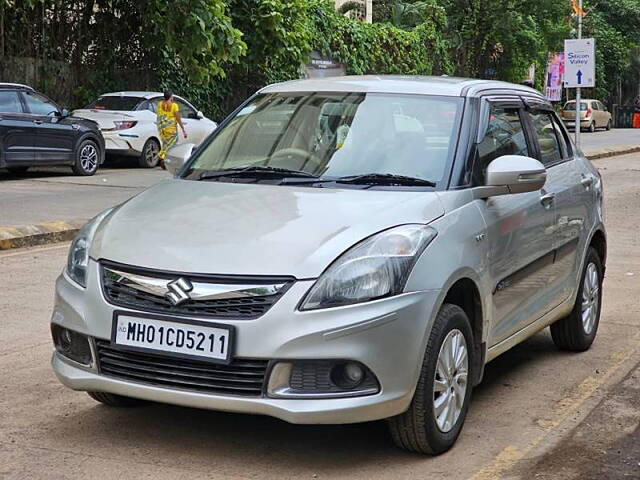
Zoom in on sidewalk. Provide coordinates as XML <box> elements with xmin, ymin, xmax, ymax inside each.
<box><xmin>0</xmin><ymin>145</ymin><xmax>638</xmax><ymax>250</ymax></box>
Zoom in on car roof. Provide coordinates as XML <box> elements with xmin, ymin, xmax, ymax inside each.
<box><xmin>99</xmin><ymin>91</ymin><xmax>165</xmax><ymax>100</ymax></box>
<box><xmin>0</xmin><ymin>82</ymin><xmax>35</xmax><ymax>91</ymax></box>
<box><xmin>260</xmin><ymin>75</ymin><xmax>543</xmax><ymax>98</ymax></box>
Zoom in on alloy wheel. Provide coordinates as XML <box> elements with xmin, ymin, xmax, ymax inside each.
<box><xmin>433</xmin><ymin>329</ymin><xmax>468</xmax><ymax>433</ymax></box>
<box><xmin>80</xmin><ymin>144</ymin><xmax>98</xmax><ymax>172</ymax></box>
<box><xmin>145</xmin><ymin>141</ymin><xmax>159</xmax><ymax>165</ymax></box>
<box><xmin>581</xmin><ymin>262</ymin><xmax>600</xmax><ymax>335</ymax></box>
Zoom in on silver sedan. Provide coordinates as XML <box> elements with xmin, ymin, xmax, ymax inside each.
<box><xmin>51</xmin><ymin>76</ymin><xmax>606</xmax><ymax>454</ymax></box>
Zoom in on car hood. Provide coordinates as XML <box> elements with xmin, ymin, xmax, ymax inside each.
<box><xmin>91</xmin><ymin>180</ymin><xmax>445</xmax><ymax>278</ymax></box>
<box><xmin>72</xmin><ymin>109</ymin><xmax>137</xmax><ymax>130</ymax></box>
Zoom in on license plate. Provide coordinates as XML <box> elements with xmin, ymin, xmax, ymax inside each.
<box><xmin>112</xmin><ymin>313</ymin><xmax>234</xmax><ymax>363</ymax></box>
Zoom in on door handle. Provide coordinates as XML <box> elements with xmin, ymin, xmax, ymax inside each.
<box><xmin>581</xmin><ymin>175</ymin><xmax>594</xmax><ymax>188</ymax></box>
<box><xmin>33</xmin><ymin>120</ymin><xmax>43</xmax><ymax>125</ymax></box>
<box><xmin>540</xmin><ymin>192</ymin><xmax>555</xmax><ymax>208</ymax></box>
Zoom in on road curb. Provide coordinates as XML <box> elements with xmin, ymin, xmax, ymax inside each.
<box><xmin>0</xmin><ymin>219</ymin><xmax>87</xmax><ymax>250</ymax></box>
<box><xmin>585</xmin><ymin>145</ymin><xmax>640</xmax><ymax>160</ymax></box>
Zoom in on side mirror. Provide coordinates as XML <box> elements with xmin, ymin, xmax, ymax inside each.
<box><xmin>165</xmin><ymin>143</ymin><xmax>195</xmax><ymax>175</ymax></box>
<box><xmin>473</xmin><ymin>155</ymin><xmax>546</xmax><ymax>199</ymax></box>
<box><xmin>196</xmin><ymin>110</ymin><xmax>204</xmax><ymax>119</ymax></box>
<box><xmin>60</xmin><ymin>108</ymin><xmax>70</xmax><ymax>117</ymax></box>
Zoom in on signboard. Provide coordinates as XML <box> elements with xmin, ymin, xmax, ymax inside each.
<box><xmin>303</xmin><ymin>51</ymin><xmax>346</xmax><ymax>79</ymax></box>
<box><xmin>564</xmin><ymin>38</ymin><xmax>595</xmax><ymax>88</ymax></box>
<box><xmin>544</xmin><ymin>53</ymin><xmax>565</xmax><ymax>101</ymax></box>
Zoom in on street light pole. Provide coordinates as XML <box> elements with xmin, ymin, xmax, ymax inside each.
<box><xmin>575</xmin><ymin>0</ymin><xmax>583</xmax><ymax>148</ymax></box>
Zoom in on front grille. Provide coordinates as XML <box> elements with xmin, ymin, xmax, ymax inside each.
<box><xmin>100</xmin><ymin>261</ymin><xmax>293</xmax><ymax>319</ymax></box>
<box><xmin>96</xmin><ymin>340</ymin><xmax>268</xmax><ymax>396</ymax></box>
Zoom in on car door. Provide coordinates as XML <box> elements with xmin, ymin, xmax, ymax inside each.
<box><xmin>0</xmin><ymin>89</ymin><xmax>37</xmax><ymax>165</ymax></box>
<box><xmin>599</xmin><ymin>101</ymin><xmax>611</xmax><ymax>126</ymax></box>
<box><xmin>526</xmin><ymin>110</ymin><xmax>591</xmax><ymax>304</ymax></box>
<box><xmin>22</xmin><ymin>90</ymin><xmax>76</xmax><ymax>162</ymax></box>
<box><xmin>175</xmin><ymin>98</ymin><xmax>208</xmax><ymax>145</ymax></box>
<box><xmin>474</xmin><ymin>100</ymin><xmax>557</xmax><ymax>346</ymax></box>
<box><xmin>592</xmin><ymin>101</ymin><xmax>604</xmax><ymax>127</ymax></box>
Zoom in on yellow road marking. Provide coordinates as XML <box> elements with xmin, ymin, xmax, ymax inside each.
<box><xmin>470</xmin><ymin>331</ymin><xmax>640</xmax><ymax>480</ymax></box>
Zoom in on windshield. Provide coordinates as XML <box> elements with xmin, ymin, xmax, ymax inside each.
<box><xmin>563</xmin><ymin>101</ymin><xmax>587</xmax><ymax>111</ymax></box>
<box><xmin>183</xmin><ymin>92</ymin><xmax>462</xmax><ymax>187</ymax></box>
<box><xmin>85</xmin><ymin>96</ymin><xmax>143</xmax><ymax>111</ymax></box>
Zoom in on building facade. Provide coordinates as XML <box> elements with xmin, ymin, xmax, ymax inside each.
<box><xmin>334</xmin><ymin>0</ymin><xmax>372</xmax><ymax>23</ymax></box>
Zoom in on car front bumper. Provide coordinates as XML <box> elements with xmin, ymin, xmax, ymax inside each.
<box><xmin>51</xmin><ymin>260</ymin><xmax>441</xmax><ymax>424</ymax></box>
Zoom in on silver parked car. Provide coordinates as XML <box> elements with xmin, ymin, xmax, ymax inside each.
<box><xmin>51</xmin><ymin>76</ymin><xmax>606</xmax><ymax>454</ymax></box>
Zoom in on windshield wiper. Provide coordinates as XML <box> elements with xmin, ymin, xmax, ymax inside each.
<box><xmin>199</xmin><ymin>165</ymin><xmax>318</xmax><ymax>181</ymax></box>
<box><xmin>335</xmin><ymin>173</ymin><xmax>436</xmax><ymax>187</ymax></box>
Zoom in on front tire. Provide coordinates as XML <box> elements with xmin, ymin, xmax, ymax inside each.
<box><xmin>87</xmin><ymin>391</ymin><xmax>148</xmax><ymax>407</ymax></box>
<box><xmin>606</xmin><ymin>120</ymin><xmax>612</xmax><ymax>131</ymax></box>
<box><xmin>138</xmin><ymin>138</ymin><xmax>160</xmax><ymax>168</ymax></box>
<box><xmin>388</xmin><ymin>304</ymin><xmax>473</xmax><ymax>454</ymax></box>
<box><xmin>550</xmin><ymin>247</ymin><xmax>603</xmax><ymax>351</ymax></box>
<box><xmin>72</xmin><ymin>139</ymin><xmax>100</xmax><ymax>176</ymax></box>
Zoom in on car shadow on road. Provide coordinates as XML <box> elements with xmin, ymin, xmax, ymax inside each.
<box><xmin>46</xmin><ymin>331</ymin><xmax>566</xmax><ymax>475</ymax></box>
<box><xmin>0</xmin><ymin>156</ymin><xmax>146</xmax><ymax>180</ymax></box>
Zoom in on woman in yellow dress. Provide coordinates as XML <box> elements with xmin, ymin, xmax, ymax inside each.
<box><xmin>156</xmin><ymin>91</ymin><xmax>187</xmax><ymax>166</ymax></box>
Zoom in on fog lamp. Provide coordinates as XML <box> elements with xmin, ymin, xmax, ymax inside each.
<box><xmin>51</xmin><ymin>325</ymin><xmax>93</xmax><ymax>366</ymax></box>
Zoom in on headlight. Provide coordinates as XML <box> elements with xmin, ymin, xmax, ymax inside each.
<box><xmin>66</xmin><ymin>209</ymin><xmax>113</xmax><ymax>287</ymax></box>
<box><xmin>67</xmin><ymin>233</ymin><xmax>89</xmax><ymax>286</ymax></box>
<box><xmin>300</xmin><ymin>225</ymin><xmax>437</xmax><ymax>310</ymax></box>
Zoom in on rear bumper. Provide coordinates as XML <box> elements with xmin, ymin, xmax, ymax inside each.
<box><xmin>562</xmin><ymin>119</ymin><xmax>592</xmax><ymax>128</ymax></box>
<box><xmin>103</xmin><ymin>133</ymin><xmax>144</xmax><ymax>155</ymax></box>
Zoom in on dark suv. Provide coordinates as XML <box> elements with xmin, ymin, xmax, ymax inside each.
<box><xmin>0</xmin><ymin>83</ymin><xmax>104</xmax><ymax>176</ymax></box>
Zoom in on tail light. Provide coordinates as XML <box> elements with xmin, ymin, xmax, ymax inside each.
<box><xmin>113</xmin><ymin>121</ymin><xmax>137</xmax><ymax>130</ymax></box>
<box><xmin>586</xmin><ymin>108</ymin><xmax>592</xmax><ymax>118</ymax></box>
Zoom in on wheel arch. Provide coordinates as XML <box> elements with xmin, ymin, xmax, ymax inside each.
<box><xmin>441</xmin><ymin>276</ymin><xmax>485</xmax><ymax>386</ymax></box>
<box><xmin>75</xmin><ymin>132</ymin><xmax>105</xmax><ymax>165</ymax></box>
<box><xmin>589</xmin><ymin>228</ymin><xmax>607</xmax><ymax>275</ymax></box>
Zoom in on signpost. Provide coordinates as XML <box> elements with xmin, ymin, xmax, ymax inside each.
<box><xmin>563</xmin><ymin>0</ymin><xmax>594</xmax><ymax>148</ymax></box>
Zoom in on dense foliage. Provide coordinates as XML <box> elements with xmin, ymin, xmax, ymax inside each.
<box><xmin>1</xmin><ymin>0</ymin><xmax>639</xmax><ymax>118</ymax></box>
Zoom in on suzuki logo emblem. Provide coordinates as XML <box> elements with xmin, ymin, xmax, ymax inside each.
<box><xmin>165</xmin><ymin>277</ymin><xmax>193</xmax><ymax>306</ymax></box>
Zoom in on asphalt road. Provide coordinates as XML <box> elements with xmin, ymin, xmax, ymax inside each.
<box><xmin>1</xmin><ymin>152</ymin><xmax>639</xmax><ymax>479</ymax></box>
<box><xmin>1</xmin><ymin>127</ymin><xmax>640</xmax><ymax>227</ymax></box>
<box><xmin>0</xmin><ymin>159</ymin><xmax>169</xmax><ymax>226</ymax></box>
<box><xmin>579</xmin><ymin>127</ymin><xmax>640</xmax><ymax>151</ymax></box>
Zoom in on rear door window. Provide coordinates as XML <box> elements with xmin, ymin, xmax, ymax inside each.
<box><xmin>477</xmin><ymin>106</ymin><xmax>529</xmax><ymax>169</ymax></box>
<box><xmin>0</xmin><ymin>91</ymin><xmax>23</xmax><ymax>113</ymax></box>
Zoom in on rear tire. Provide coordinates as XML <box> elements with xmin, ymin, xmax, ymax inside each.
<box><xmin>588</xmin><ymin>122</ymin><xmax>596</xmax><ymax>133</ymax></box>
<box><xmin>550</xmin><ymin>247</ymin><xmax>603</xmax><ymax>351</ymax></box>
<box><xmin>87</xmin><ymin>391</ymin><xmax>148</xmax><ymax>407</ymax></box>
<box><xmin>138</xmin><ymin>138</ymin><xmax>160</xmax><ymax>168</ymax></box>
<box><xmin>7</xmin><ymin>166</ymin><xmax>29</xmax><ymax>175</ymax></box>
<box><xmin>72</xmin><ymin>139</ymin><xmax>100</xmax><ymax>176</ymax></box>
<box><xmin>387</xmin><ymin>304</ymin><xmax>473</xmax><ymax>454</ymax></box>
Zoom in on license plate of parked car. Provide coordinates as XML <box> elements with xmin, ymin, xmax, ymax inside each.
<box><xmin>113</xmin><ymin>314</ymin><xmax>233</xmax><ymax>363</ymax></box>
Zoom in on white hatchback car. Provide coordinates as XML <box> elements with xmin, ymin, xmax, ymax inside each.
<box><xmin>73</xmin><ymin>92</ymin><xmax>217</xmax><ymax>167</ymax></box>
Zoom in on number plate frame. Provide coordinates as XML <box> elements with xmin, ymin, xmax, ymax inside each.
<box><xmin>110</xmin><ymin>310</ymin><xmax>236</xmax><ymax>365</ymax></box>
